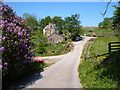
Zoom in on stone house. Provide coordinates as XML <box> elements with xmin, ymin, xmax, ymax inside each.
<box><xmin>47</xmin><ymin>33</ymin><xmax>65</xmax><ymax>43</ymax></box>
<box><xmin>43</xmin><ymin>23</ymin><xmax>58</xmax><ymax>37</ymax></box>
<box><xmin>43</xmin><ymin>23</ymin><xmax>65</xmax><ymax>43</ymax></box>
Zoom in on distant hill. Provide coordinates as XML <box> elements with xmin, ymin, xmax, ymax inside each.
<box><xmin>81</xmin><ymin>27</ymin><xmax>98</xmax><ymax>29</ymax></box>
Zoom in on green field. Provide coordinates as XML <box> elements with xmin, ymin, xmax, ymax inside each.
<box><xmin>78</xmin><ymin>29</ymin><xmax>120</xmax><ymax>88</ymax></box>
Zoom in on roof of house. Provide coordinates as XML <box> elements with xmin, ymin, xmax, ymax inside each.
<box><xmin>44</xmin><ymin>23</ymin><xmax>57</xmax><ymax>30</ymax></box>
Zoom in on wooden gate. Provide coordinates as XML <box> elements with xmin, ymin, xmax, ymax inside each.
<box><xmin>108</xmin><ymin>42</ymin><xmax>120</xmax><ymax>53</ymax></box>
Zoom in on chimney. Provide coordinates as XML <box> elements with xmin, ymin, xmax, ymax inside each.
<box><xmin>49</xmin><ymin>23</ymin><xmax>51</xmax><ymax>34</ymax></box>
<box><xmin>49</xmin><ymin>23</ymin><xmax>51</xmax><ymax>29</ymax></box>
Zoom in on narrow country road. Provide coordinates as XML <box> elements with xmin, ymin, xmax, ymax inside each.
<box><xmin>38</xmin><ymin>54</ymin><xmax>66</xmax><ymax>60</ymax></box>
<box><xmin>26</xmin><ymin>37</ymin><xmax>92</xmax><ymax>88</ymax></box>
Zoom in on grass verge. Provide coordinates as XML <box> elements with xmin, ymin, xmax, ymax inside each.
<box><xmin>78</xmin><ymin>31</ymin><xmax>120</xmax><ymax>88</ymax></box>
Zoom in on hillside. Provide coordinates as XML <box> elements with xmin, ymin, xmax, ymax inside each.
<box><xmin>78</xmin><ymin>29</ymin><xmax>120</xmax><ymax>88</ymax></box>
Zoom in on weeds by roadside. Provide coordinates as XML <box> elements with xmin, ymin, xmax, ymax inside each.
<box><xmin>78</xmin><ymin>32</ymin><xmax>120</xmax><ymax>88</ymax></box>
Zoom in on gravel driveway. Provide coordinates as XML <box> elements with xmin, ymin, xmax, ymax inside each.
<box><xmin>26</xmin><ymin>37</ymin><xmax>92</xmax><ymax>88</ymax></box>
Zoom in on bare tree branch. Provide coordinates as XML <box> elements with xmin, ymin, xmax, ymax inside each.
<box><xmin>100</xmin><ymin>0</ymin><xmax>112</xmax><ymax>17</ymax></box>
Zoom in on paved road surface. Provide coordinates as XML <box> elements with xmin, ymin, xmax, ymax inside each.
<box><xmin>35</xmin><ymin>54</ymin><xmax>66</xmax><ymax>60</ymax></box>
<box><xmin>26</xmin><ymin>37</ymin><xmax>92</xmax><ymax>88</ymax></box>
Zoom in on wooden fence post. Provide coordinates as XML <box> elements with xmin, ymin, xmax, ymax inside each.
<box><xmin>108</xmin><ymin>43</ymin><xmax>111</xmax><ymax>53</ymax></box>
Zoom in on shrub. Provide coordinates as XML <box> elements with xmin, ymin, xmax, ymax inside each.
<box><xmin>0</xmin><ymin>2</ymin><xmax>37</xmax><ymax>88</ymax></box>
<box><xmin>88</xmin><ymin>29</ymin><xmax>93</xmax><ymax>32</ymax></box>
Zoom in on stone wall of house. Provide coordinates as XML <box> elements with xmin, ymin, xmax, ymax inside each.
<box><xmin>48</xmin><ymin>34</ymin><xmax>65</xmax><ymax>43</ymax></box>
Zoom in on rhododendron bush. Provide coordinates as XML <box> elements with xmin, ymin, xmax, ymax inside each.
<box><xmin>0</xmin><ymin>2</ymin><xmax>36</xmax><ymax>83</ymax></box>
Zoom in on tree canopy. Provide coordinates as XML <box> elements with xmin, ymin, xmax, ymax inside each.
<box><xmin>112</xmin><ymin>1</ymin><xmax>120</xmax><ymax>38</ymax></box>
<box><xmin>39</xmin><ymin>16</ymin><xmax>52</xmax><ymax>32</ymax></box>
<box><xmin>22</xmin><ymin>13</ymin><xmax>39</xmax><ymax>30</ymax></box>
<box><xmin>98</xmin><ymin>17</ymin><xmax>113</xmax><ymax>29</ymax></box>
<box><xmin>52</xmin><ymin>16</ymin><xmax>65</xmax><ymax>34</ymax></box>
<box><xmin>64</xmin><ymin>14</ymin><xmax>81</xmax><ymax>40</ymax></box>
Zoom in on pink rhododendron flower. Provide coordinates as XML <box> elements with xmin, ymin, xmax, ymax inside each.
<box><xmin>14</xmin><ymin>41</ymin><xmax>17</xmax><ymax>44</ymax></box>
<box><xmin>14</xmin><ymin>29</ymin><xmax>17</xmax><ymax>33</ymax></box>
<box><xmin>0</xmin><ymin>20</ymin><xmax>5</xmax><ymax>23</ymax></box>
<box><xmin>16</xmin><ymin>26</ymin><xmax>19</xmax><ymax>29</ymax></box>
<box><xmin>22</xmin><ymin>29</ymin><xmax>26</xmax><ymax>32</ymax></box>
<box><xmin>24</xmin><ymin>54</ymin><xmax>27</xmax><ymax>57</ymax></box>
<box><xmin>25</xmin><ymin>38</ymin><xmax>28</xmax><ymax>41</ymax></box>
<box><xmin>7</xmin><ymin>27</ymin><xmax>12</xmax><ymax>30</ymax></box>
<box><xmin>0</xmin><ymin>7</ymin><xmax>3</xmax><ymax>10</ymax></box>
<box><xmin>2</xmin><ymin>36</ymin><xmax>6</xmax><ymax>41</ymax></box>
<box><xmin>9</xmin><ymin>29</ymin><xmax>12</xmax><ymax>32</ymax></box>
<box><xmin>31</xmin><ymin>57</ymin><xmax>34</xmax><ymax>60</ymax></box>
<box><xmin>27</xmin><ymin>57</ymin><xmax>31</xmax><ymax>59</ymax></box>
<box><xmin>0</xmin><ymin>47</ymin><xmax>5</xmax><ymax>51</ymax></box>
<box><xmin>17</xmin><ymin>32</ymin><xmax>22</xmax><ymax>36</ymax></box>
<box><xmin>31</xmin><ymin>49</ymin><xmax>36</xmax><ymax>52</ymax></box>
<box><xmin>4</xmin><ymin>9</ymin><xmax>7</xmax><ymax>11</ymax></box>
<box><xmin>15</xmin><ymin>15</ymin><xmax>19</xmax><ymax>18</ymax></box>
<box><xmin>21</xmin><ymin>20</ymin><xmax>25</xmax><ymax>22</ymax></box>
<box><xmin>0</xmin><ymin>65</ymin><xmax>3</xmax><ymax>69</ymax></box>
<box><xmin>0</xmin><ymin>24</ymin><xmax>5</xmax><ymax>27</ymax></box>
<box><xmin>9</xmin><ymin>7</ymin><xmax>12</xmax><ymax>9</ymax></box>
<box><xmin>26</xmin><ymin>34</ymin><xmax>30</xmax><ymax>36</ymax></box>
<box><xmin>8</xmin><ymin>22</ymin><xmax>14</xmax><ymax>26</ymax></box>
<box><xmin>27</xmin><ymin>26</ymin><xmax>31</xmax><ymax>28</ymax></box>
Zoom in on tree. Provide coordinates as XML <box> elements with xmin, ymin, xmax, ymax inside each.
<box><xmin>98</xmin><ymin>17</ymin><xmax>113</xmax><ymax>29</ymax></box>
<box><xmin>39</xmin><ymin>16</ymin><xmax>52</xmax><ymax>33</ymax></box>
<box><xmin>52</xmin><ymin>16</ymin><xmax>65</xmax><ymax>34</ymax></box>
<box><xmin>64</xmin><ymin>14</ymin><xmax>81</xmax><ymax>41</ymax></box>
<box><xmin>35</xmin><ymin>35</ymin><xmax>47</xmax><ymax>54</ymax></box>
<box><xmin>22</xmin><ymin>13</ymin><xmax>39</xmax><ymax>30</ymax></box>
<box><xmin>33</xmin><ymin>31</ymin><xmax>47</xmax><ymax>55</ymax></box>
<box><xmin>112</xmin><ymin>1</ymin><xmax>120</xmax><ymax>38</ymax></box>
